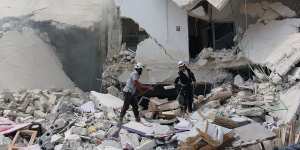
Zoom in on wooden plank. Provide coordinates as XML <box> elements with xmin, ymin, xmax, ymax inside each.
<box><xmin>8</xmin><ymin>130</ymin><xmax>38</xmax><ymax>150</ymax></box>
<box><xmin>213</xmin><ymin>116</ymin><xmax>239</xmax><ymax>129</ymax></box>
<box><xmin>241</xmin><ymin>143</ymin><xmax>263</xmax><ymax>150</ymax></box>
<box><xmin>179</xmin><ymin>134</ymin><xmax>203</xmax><ymax>150</ymax></box>
<box><xmin>288</xmin><ymin>121</ymin><xmax>296</xmax><ymax>145</ymax></box>
<box><xmin>198</xmin><ymin>129</ymin><xmax>221</xmax><ymax>147</ymax></box>
<box><xmin>295</xmin><ymin>133</ymin><xmax>300</xmax><ymax>144</ymax></box>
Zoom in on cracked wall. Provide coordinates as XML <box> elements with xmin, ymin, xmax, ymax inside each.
<box><xmin>116</xmin><ymin>0</ymin><xmax>189</xmax><ymax>65</ymax></box>
<box><xmin>0</xmin><ymin>0</ymin><xmax>121</xmax><ymax>91</ymax></box>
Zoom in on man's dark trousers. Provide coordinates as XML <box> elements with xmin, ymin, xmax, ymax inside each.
<box><xmin>120</xmin><ymin>92</ymin><xmax>140</xmax><ymax>121</ymax></box>
<box><xmin>182</xmin><ymin>85</ymin><xmax>193</xmax><ymax>113</ymax></box>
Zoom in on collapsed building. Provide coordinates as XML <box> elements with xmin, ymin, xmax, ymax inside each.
<box><xmin>0</xmin><ymin>0</ymin><xmax>300</xmax><ymax>149</ymax></box>
<box><xmin>0</xmin><ymin>0</ymin><xmax>121</xmax><ymax>91</ymax></box>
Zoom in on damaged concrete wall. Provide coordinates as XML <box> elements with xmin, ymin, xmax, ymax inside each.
<box><xmin>0</xmin><ymin>0</ymin><xmax>121</xmax><ymax>91</ymax></box>
<box><xmin>239</xmin><ymin>19</ymin><xmax>300</xmax><ymax>77</ymax></box>
<box><xmin>116</xmin><ymin>0</ymin><xmax>189</xmax><ymax>65</ymax></box>
<box><xmin>0</xmin><ymin>28</ymin><xmax>74</xmax><ymax>90</ymax></box>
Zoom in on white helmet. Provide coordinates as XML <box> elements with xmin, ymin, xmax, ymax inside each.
<box><xmin>177</xmin><ymin>61</ymin><xmax>185</xmax><ymax>68</ymax></box>
<box><xmin>134</xmin><ymin>62</ymin><xmax>145</xmax><ymax>69</ymax></box>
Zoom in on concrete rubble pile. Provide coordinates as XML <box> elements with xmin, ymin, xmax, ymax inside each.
<box><xmin>101</xmin><ymin>44</ymin><xmax>136</xmax><ymax>95</ymax></box>
<box><xmin>1</xmin><ymin>0</ymin><xmax>300</xmax><ymax>150</ymax></box>
<box><xmin>0</xmin><ymin>0</ymin><xmax>121</xmax><ymax>91</ymax></box>
<box><xmin>0</xmin><ymin>88</ymin><xmax>185</xmax><ymax>150</ymax></box>
<box><xmin>240</xmin><ymin>1</ymin><xmax>296</xmax><ymax>24</ymax></box>
<box><xmin>0</xmin><ymin>89</ymin><xmax>127</xmax><ymax>150</ymax></box>
<box><xmin>97</xmin><ymin>1</ymin><xmax>300</xmax><ymax>149</ymax></box>
<box><xmin>0</xmin><ymin>77</ymin><xmax>296</xmax><ymax>149</ymax></box>
<box><xmin>193</xmin><ymin>47</ymin><xmax>247</xmax><ymax>68</ymax></box>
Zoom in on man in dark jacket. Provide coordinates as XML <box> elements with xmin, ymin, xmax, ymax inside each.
<box><xmin>175</xmin><ymin>61</ymin><xmax>196</xmax><ymax>113</ymax></box>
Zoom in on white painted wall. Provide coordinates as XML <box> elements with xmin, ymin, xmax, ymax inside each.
<box><xmin>117</xmin><ymin>0</ymin><xmax>189</xmax><ymax>65</ymax></box>
<box><xmin>0</xmin><ymin>0</ymin><xmax>106</xmax><ymax>28</ymax></box>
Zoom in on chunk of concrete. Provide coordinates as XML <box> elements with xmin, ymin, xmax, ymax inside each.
<box><xmin>0</xmin><ymin>134</ymin><xmax>11</xmax><ymax>145</ymax></box>
<box><xmin>174</xmin><ymin>118</ymin><xmax>193</xmax><ymax>130</ymax></box>
<box><xmin>70</xmin><ymin>126</ymin><xmax>87</xmax><ymax>136</ymax></box>
<box><xmin>269</xmin><ymin>2</ymin><xmax>296</xmax><ymax>18</ymax></box>
<box><xmin>91</xmin><ymin>130</ymin><xmax>106</xmax><ymax>139</ymax></box>
<box><xmin>34</xmin><ymin>110</ymin><xmax>46</xmax><ymax>118</ymax></box>
<box><xmin>136</xmin><ymin>139</ymin><xmax>156</xmax><ymax>150</ymax></box>
<box><xmin>120</xmin><ymin>133</ymin><xmax>140</xmax><ymax>149</ymax></box>
<box><xmin>207</xmin><ymin>0</ymin><xmax>230</xmax><ymax>10</ymax></box>
<box><xmin>54</xmin><ymin>144</ymin><xmax>63</xmax><ymax>150</ymax></box>
<box><xmin>123</xmin><ymin>121</ymin><xmax>154</xmax><ymax>136</ymax></box>
<box><xmin>20</xmin><ymin>144</ymin><xmax>41</xmax><ymax>150</ymax></box>
<box><xmin>107</xmin><ymin>86</ymin><xmax>122</xmax><ymax>99</ymax></box>
<box><xmin>79</xmin><ymin>101</ymin><xmax>95</xmax><ymax>113</ymax></box>
<box><xmin>232</xmin><ymin>123</ymin><xmax>276</xmax><ymax>147</ymax></box>
<box><xmin>236</xmin><ymin>107</ymin><xmax>264</xmax><ymax>117</ymax></box>
<box><xmin>96</xmin><ymin>140</ymin><xmax>122</xmax><ymax>150</ymax></box>
<box><xmin>239</xmin><ymin>19</ymin><xmax>300</xmax><ymax>76</ymax></box>
<box><xmin>234</xmin><ymin>75</ymin><xmax>244</xmax><ymax>87</ymax></box>
<box><xmin>90</xmin><ymin>91</ymin><xmax>123</xmax><ymax>109</ymax></box>
<box><xmin>63</xmin><ymin>134</ymin><xmax>82</xmax><ymax>150</ymax></box>
<box><xmin>51</xmin><ymin>134</ymin><xmax>63</xmax><ymax>143</ymax></box>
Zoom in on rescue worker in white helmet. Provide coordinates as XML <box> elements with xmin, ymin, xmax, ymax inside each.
<box><xmin>175</xmin><ymin>61</ymin><xmax>196</xmax><ymax>113</ymax></box>
<box><xmin>119</xmin><ymin>63</ymin><xmax>153</xmax><ymax>125</ymax></box>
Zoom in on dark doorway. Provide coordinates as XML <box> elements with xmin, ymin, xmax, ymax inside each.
<box><xmin>188</xmin><ymin>16</ymin><xmax>235</xmax><ymax>59</ymax></box>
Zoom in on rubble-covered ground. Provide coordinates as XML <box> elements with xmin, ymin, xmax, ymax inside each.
<box><xmin>0</xmin><ymin>0</ymin><xmax>300</xmax><ymax>150</ymax></box>
<box><xmin>0</xmin><ymin>69</ymin><xmax>298</xmax><ymax>150</ymax></box>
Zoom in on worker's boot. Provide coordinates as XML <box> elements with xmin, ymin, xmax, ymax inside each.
<box><xmin>135</xmin><ymin>117</ymin><xmax>141</xmax><ymax>122</ymax></box>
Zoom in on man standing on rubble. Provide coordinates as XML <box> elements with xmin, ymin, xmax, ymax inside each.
<box><xmin>175</xmin><ymin>61</ymin><xmax>196</xmax><ymax>114</ymax></box>
<box><xmin>119</xmin><ymin>62</ymin><xmax>153</xmax><ymax>125</ymax></box>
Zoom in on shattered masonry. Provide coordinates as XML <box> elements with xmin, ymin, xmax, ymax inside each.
<box><xmin>0</xmin><ymin>0</ymin><xmax>300</xmax><ymax>150</ymax></box>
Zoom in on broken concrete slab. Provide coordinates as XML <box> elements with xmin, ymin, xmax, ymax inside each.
<box><xmin>96</xmin><ymin>140</ymin><xmax>122</xmax><ymax>150</ymax></box>
<box><xmin>79</xmin><ymin>101</ymin><xmax>95</xmax><ymax>113</ymax></box>
<box><xmin>136</xmin><ymin>139</ymin><xmax>156</xmax><ymax>150</ymax></box>
<box><xmin>122</xmin><ymin>121</ymin><xmax>153</xmax><ymax>136</ymax></box>
<box><xmin>174</xmin><ymin>118</ymin><xmax>193</xmax><ymax>131</ymax></box>
<box><xmin>239</xmin><ymin>19</ymin><xmax>300</xmax><ymax>77</ymax></box>
<box><xmin>50</xmin><ymin>134</ymin><xmax>63</xmax><ymax>143</ymax></box>
<box><xmin>269</xmin><ymin>2</ymin><xmax>296</xmax><ymax>18</ymax></box>
<box><xmin>207</xmin><ymin>0</ymin><xmax>230</xmax><ymax>10</ymax></box>
<box><xmin>70</xmin><ymin>126</ymin><xmax>87</xmax><ymax>136</ymax></box>
<box><xmin>120</xmin><ymin>132</ymin><xmax>140</xmax><ymax>149</ymax></box>
<box><xmin>89</xmin><ymin>91</ymin><xmax>123</xmax><ymax>109</ymax></box>
<box><xmin>171</xmin><ymin>0</ymin><xmax>200</xmax><ymax>9</ymax></box>
<box><xmin>0</xmin><ymin>29</ymin><xmax>74</xmax><ymax>90</ymax></box>
<box><xmin>232</xmin><ymin>123</ymin><xmax>276</xmax><ymax>147</ymax></box>
<box><xmin>235</xmin><ymin>107</ymin><xmax>264</xmax><ymax>117</ymax></box>
<box><xmin>0</xmin><ymin>134</ymin><xmax>11</xmax><ymax>145</ymax></box>
<box><xmin>107</xmin><ymin>86</ymin><xmax>122</xmax><ymax>99</ymax></box>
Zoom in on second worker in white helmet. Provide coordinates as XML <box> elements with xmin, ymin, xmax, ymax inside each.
<box><xmin>175</xmin><ymin>61</ymin><xmax>196</xmax><ymax>113</ymax></box>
